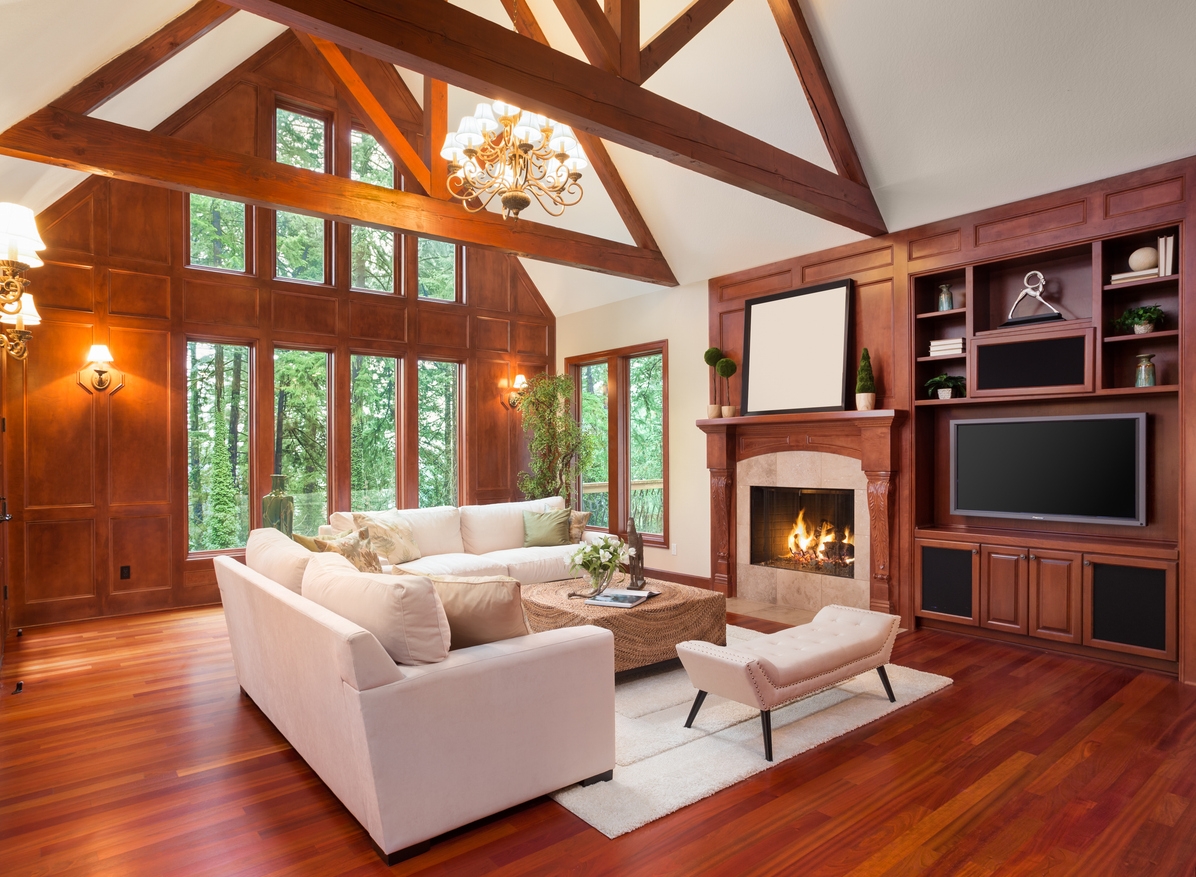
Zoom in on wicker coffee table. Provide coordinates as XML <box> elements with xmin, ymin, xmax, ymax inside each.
<box><xmin>521</xmin><ymin>578</ymin><xmax>726</xmax><ymax>672</ymax></box>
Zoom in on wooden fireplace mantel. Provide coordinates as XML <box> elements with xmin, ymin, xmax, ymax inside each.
<box><xmin>697</xmin><ymin>409</ymin><xmax>902</xmax><ymax>612</ymax></box>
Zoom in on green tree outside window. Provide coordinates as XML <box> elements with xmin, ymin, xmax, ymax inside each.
<box><xmin>350</xmin><ymin>129</ymin><xmax>396</xmax><ymax>292</ymax></box>
<box><xmin>417</xmin><ymin>360</ymin><xmax>459</xmax><ymax>507</ymax></box>
<box><xmin>351</xmin><ymin>354</ymin><xmax>398</xmax><ymax>511</ymax></box>
<box><xmin>628</xmin><ymin>353</ymin><xmax>664</xmax><ymax>534</ymax></box>
<box><xmin>579</xmin><ymin>363</ymin><xmax>609</xmax><ymax>528</ymax></box>
<box><xmin>276</xmin><ymin>108</ymin><xmax>326</xmax><ymax>282</ymax></box>
<box><xmin>274</xmin><ymin>349</ymin><xmax>329</xmax><ymax>536</ymax></box>
<box><xmin>418</xmin><ymin>238</ymin><xmax>457</xmax><ymax>300</ymax></box>
<box><xmin>189</xmin><ymin>195</ymin><xmax>246</xmax><ymax>271</ymax></box>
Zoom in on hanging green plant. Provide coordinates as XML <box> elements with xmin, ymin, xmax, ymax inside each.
<box><xmin>515</xmin><ymin>373</ymin><xmax>594</xmax><ymax>506</ymax></box>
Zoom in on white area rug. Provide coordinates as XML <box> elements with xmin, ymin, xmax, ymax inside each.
<box><xmin>551</xmin><ymin>625</ymin><xmax>952</xmax><ymax>838</ymax></box>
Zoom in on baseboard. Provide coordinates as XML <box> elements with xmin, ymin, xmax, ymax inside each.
<box><xmin>644</xmin><ymin>567</ymin><xmax>716</xmax><ymax>591</ymax></box>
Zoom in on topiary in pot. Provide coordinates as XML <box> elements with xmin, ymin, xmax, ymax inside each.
<box><xmin>703</xmin><ymin>346</ymin><xmax>723</xmax><ymax>417</ymax></box>
<box><xmin>715</xmin><ymin>357</ymin><xmax>738</xmax><ymax>417</ymax></box>
<box><xmin>515</xmin><ymin>373</ymin><xmax>594</xmax><ymax>506</ymax></box>
<box><xmin>855</xmin><ymin>348</ymin><xmax>876</xmax><ymax>410</ymax></box>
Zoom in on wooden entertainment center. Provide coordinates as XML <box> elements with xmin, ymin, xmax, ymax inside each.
<box><xmin>709</xmin><ymin>158</ymin><xmax>1194</xmax><ymax>679</ymax></box>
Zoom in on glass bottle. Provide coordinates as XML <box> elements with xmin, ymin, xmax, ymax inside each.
<box><xmin>262</xmin><ymin>474</ymin><xmax>295</xmax><ymax>536</ymax></box>
<box><xmin>1134</xmin><ymin>354</ymin><xmax>1156</xmax><ymax>388</ymax></box>
<box><xmin>937</xmin><ymin>283</ymin><xmax>954</xmax><ymax>311</ymax></box>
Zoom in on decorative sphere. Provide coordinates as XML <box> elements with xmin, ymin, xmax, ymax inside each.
<box><xmin>1128</xmin><ymin>246</ymin><xmax>1159</xmax><ymax>272</ymax></box>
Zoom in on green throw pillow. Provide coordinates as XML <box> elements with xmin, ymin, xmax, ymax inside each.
<box><xmin>523</xmin><ymin>509</ymin><xmax>572</xmax><ymax>547</ymax></box>
<box><xmin>292</xmin><ymin>533</ymin><xmax>322</xmax><ymax>552</ymax></box>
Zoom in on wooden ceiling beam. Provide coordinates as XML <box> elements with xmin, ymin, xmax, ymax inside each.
<box><xmin>0</xmin><ymin>107</ymin><xmax>677</xmax><ymax>285</ymax></box>
<box><xmin>342</xmin><ymin>49</ymin><xmax>423</xmax><ymax>130</ymax></box>
<box><xmin>423</xmin><ymin>78</ymin><xmax>450</xmax><ymax>200</ymax></box>
<box><xmin>221</xmin><ymin>0</ymin><xmax>887</xmax><ymax>236</ymax></box>
<box><xmin>294</xmin><ymin>32</ymin><xmax>432</xmax><ymax>194</ymax></box>
<box><xmin>53</xmin><ymin>0</ymin><xmax>237</xmax><ymax>115</ymax></box>
<box><xmin>612</xmin><ymin>0</ymin><xmax>641</xmax><ymax>83</ymax></box>
<box><xmin>766</xmin><ymin>0</ymin><xmax>869</xmax><ymax>187</ymax></box>
<box><xmin>551</xmin><ymin>0</ymin><xmax>619</xmax><ymax>73</ymax></box>
<box><xmin>638</xmin><ymin>0</ymin><xmax>734</xmax><ymax>83</ymax></box>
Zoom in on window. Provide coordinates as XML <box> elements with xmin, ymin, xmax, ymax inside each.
<box><xmin>188</xmin><ymin>195</ymin><xmax>247</xmax><ymax>271</ymax></box>
<box><xmin>417</xmin><ymin>359</ymin><xmax>460</xmax><ymax>507</ymax></box>
<box><xmin>350</xmin><ymin>129</ymin><xmax>397</xmax><ymax>293</ymax></box>
<box><xmin>351</xmin><ymin>354</ymin><xmax>398</xmax><ymax>511</ymax></box>
<box><xmin>568</xmin><ymin>342</ymin><xmax>668</xmax><ymax>543</ymax></box>
<box><xmin>274</xmin><ymin>348</ymin><xmax>329</xmax><ymax>536</ymax></box>
<box><xmin>187</xmin><ymin>342</ymin><xmax>251</xmax><ymax>551</ymax></box>
<box><xmin>417</xmin><ymin>238</ymin><xmax>458</xmax><ymax>300</ymax></box>
<box><xmin>275</xmin><ymin>106</ymin><xmax>328</xmax><ymax>282</ymax></box>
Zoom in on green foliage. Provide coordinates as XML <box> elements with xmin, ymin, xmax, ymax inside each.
<box><xmin>351</xmin><ymin>355</ymin><xmax>397</xmax><ymax>511</ymax></box>
<box><xmin>703</xmin><ymin>347</ymin><xmax>723</xmax><ymax>367</ymax></box>
<box><xmin>1114</xmin><ymin>305</ymin><xmax>1165</xmax><ymax>333</ymax></box>
<box><xmin>418</xmin><ymin>239</ymin><xmax>456</xmax><ymax>300</ymax></box>
<box><xmin>276</xmin><ymin>211</ymin><xmax>324</xmax><ymax>282</ymax></box>
<box><xmin>208</xmin><ymin>414</ymin><xmax>239</xmax><ymax>547</ymax></box>
<box><xmin>516</xmin><ymin>373</ymin><xmax>593</xmax><ymax>507</ymax></box>
<box><xmin>579</xmin><ymin>363</ymin><xmax>609</xmax><ymax>527</ymax></box>
<box><xmin>187</xmin><ymin>343</ymin><xmax>249</xmax><ymax>551</ymax></box>
<box><xmin>276</xmin><ymin>108</ymin><xmax>325</xmax><ymax>172</ymax></box>
<box><xmin>189</xmin><ymin>195</ymin><xmax>246</xmax><ymax>271</ymax></box>
<box><xmin>350</xmin><ymin>130</ymin><xmax>396</xmax><ymax>292</ymax></box>
<box><xmin>351</xmin><ymin>129</ymin><xmax>393</xmax><ymax>188</ymax></box>
<box><xmin>856</xmin><ymin>348</ymin><xmax>876</xmax><ymax>393</ymax></box>
<box><xmin>274</xmin><ymin>349</ymin><xmax>329</xmax><ymax>535</ymax></box>
<box><xmin>628</xmin><ymin>354</ymin><xmax>664</xmax><ymax>534</ymax></box>
<box><xmin>715</xmin><ymin>357</ymin><xmax>737</xmax><ymax>379</ymax></box>
<box><xmin>925</xmin><ymin>373</ymin><xmax>967</xmax><ymax>398</ymax></box>
<box><xmin>417</xmin><ymin>360</ymin><xmax>459</xmax><ymax>507</ymax></box>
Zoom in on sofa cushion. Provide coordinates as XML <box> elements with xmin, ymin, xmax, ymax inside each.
<box><xmin>459</xmin><ymin>496</ymin><xmax>565</xmax><ymax>555</ymax></box>
<box><xmin>246</xmin><ymin>527</ymin><xmax>314</xmax><ymax>593</ymax></box>
<box><xmin>315</xmin><ymin>528</ymin><xmax>384</xmax><ymax>573</ymax></box>
<box><xmin>302</xmin><ymin>553</ymin><xmax>451</xmax><ymax>664</ymax></box>
<box><xmin>523</xmin><ymin>509</ymin><xmax>571</xmax><ymax>547</ymax></box>
<box><xmin>396</xmin><ymin>553</ymin><xmax>509</xmax><ymax>578</ymax></box>
<box><xmin>332</xmin><ymin>506</ymin><xmax>464</xmax><ymax>557</ymax></box>
<box><xmin>350</xmin><ymin>509</ymin><xmax>421</xmax><ymax>564</ymax></box>
<box><xmin>482</xmin><ymin>545</ymin><xmax>581</xmax><ymax>585</ymax></box>
<box><xmin>568</xmin><ymin>509</ymin><xmax>591</xmax><ymax>542</ymax></box>
<box><xmin>427</xmin><ymin>575</ymin><xmax>528</xmax><ymax>649</ymax></box>
<box><xmin>291</xmin><ymin>532</ymin><xmax>324</xmax><ymax>552</ymax></box>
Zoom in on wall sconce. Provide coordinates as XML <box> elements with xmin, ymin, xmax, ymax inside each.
<box><xmin>86</xmin><ymin>344</ymin><xmax>116</xmax><ymax>390</ymax></box>
<box><xmin>0</xmin><ymin>203</ymin><xmax>45</xmax><ymax>360</ymax></box>
<box><xmin>506</xmin><ymin>373</ymin><xmax>528</xmax><ymax>408</ymax></box>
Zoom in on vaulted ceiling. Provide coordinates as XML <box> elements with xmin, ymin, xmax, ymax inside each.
<box><xmin>3</xmin><ymin>0</ymin><xmax>1196</xmax><ymax>315</ymax></box>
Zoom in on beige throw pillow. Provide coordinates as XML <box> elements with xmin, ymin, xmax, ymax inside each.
<box><xmin>302</xmin><ymin>554</ymin><xmax>451</xmax><ymax>665</ymax></box>
<box><xmin>428</xmin><ymin>575</ymin><xmax>529</xmax><ymax>649</ymax></box>
<box><xmin>568</xmin><ymin>509</ymin><xmax>591</xmax><ymax>542</ymax></box>
<box><xmin>350</xmin><ymin>509</ymin><xmax>421</xmax><ymax>565</ymax></box>
<box><xmin>523</xmin><ymin>508</ymin><xmax>572</xmax><ymax>547</ymax></box>
<box><xmin>314</xmin><ymin>528</ymin><xmax>384</xmax><ymax>574</ymax></box>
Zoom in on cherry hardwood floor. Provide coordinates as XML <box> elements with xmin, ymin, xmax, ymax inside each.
<box><xmin>3</xmin><ymin>607</ymin><xmax>1196</xmax><ymax>875</ymax></box>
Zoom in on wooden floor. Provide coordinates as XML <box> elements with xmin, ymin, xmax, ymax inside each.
<box><xmin>4</xmin><ymin>609</ymin><xmax>1196</xmax><ymax>876</ymax></box>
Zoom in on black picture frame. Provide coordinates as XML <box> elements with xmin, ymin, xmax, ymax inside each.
<box><xmin>740</xmin><ymin>279</ymin><xmax>854</xmax><ymax>415</ymax></box>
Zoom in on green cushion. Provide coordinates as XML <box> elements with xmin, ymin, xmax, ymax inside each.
<box><xmin>291</xmin><ymin>533</ymin><xmax>322</xmax><ymax>552</ymax></box>
<box><xmin>523</xmin><ymin>508</ymin><xmax>572</xmax><ymax>547</ymax></box>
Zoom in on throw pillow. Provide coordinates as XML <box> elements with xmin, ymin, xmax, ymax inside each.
<box><xmin>568</xmin><ymin>509</ymin><xmax>591</xmax><ymax>542</ymax></box>
<box><xmin>350</xmin><ymin>509</ymin><xmax>421</xmax><ymax>565</ymax></box>
<box><xmin>314</xmin><ymin>528</ymin><xmax>384</xmax><ymax>574</ymax></box>
<box><xmin>523</xmin><ymin>508</ymin><xmax>572</xmax><ymax>547</ymax></box>
<box><xmin>428</xmin><ymin>575</ymin><xmax>529</xmax><ymax>649</ymax></box>
<box><xmin>291</xmin><ymin>532</ymin><xmax>323</xmax><ymax>552</ymax></box>
<box><xmin>302</xmin><ymin>554</ymin><xmax>451</xmax><ymax>664</ymax></box>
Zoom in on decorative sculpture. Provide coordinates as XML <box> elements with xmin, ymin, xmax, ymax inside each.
<box><xmin>1004</xmin><ymin>270</ymin><xmax>1063</xmax><ymax>326</ymax></box>
<box><xmin>626</xmin><ymin>516</ymin><xmax>646</xmax><ymax>590</ymax></box>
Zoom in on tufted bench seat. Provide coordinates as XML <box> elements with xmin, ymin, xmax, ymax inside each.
<box><xmin>675</xmin><ymin>604</ymin><xmax>901</xmax><ymax>760</ymax></box>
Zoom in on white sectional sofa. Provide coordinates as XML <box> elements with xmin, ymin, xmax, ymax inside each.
<box><xmin>215</xmin><ymin>537</ymin><xmax>616</xmax><ymax>864</ymax></box>
<box><xmin>324</xmin><ymin>496</ymin><xmax>591</xmax><ymax>584</ymax></box>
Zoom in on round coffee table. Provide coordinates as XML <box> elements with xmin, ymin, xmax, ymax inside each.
<box><xmin>521</xmin><ymin>578</ymin><xmax>726</xmax><ymax>672</ymax></box>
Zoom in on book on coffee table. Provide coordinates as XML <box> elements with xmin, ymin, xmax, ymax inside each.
<box><xmin>584</xmin><ymin>588</ymin><xmax>661</xmax><ymax>608</ymax></box>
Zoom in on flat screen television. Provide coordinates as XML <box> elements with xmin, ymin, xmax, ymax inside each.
<box><xmin>950</xmin><ymin>414</ymin><xmax>1146</xmax><ymax>527</ymax></box>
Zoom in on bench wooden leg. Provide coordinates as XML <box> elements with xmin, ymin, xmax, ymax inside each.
<box><xmin>760</xmin><ymin>709</ymin><xmax>773</xmax><ymax>761</ymax></box>
<box><xmin>684</xmin><ymin>690</ymin><xmax>708</xmax><ymax>728</ymax></box>
<box><xmin>877</xmin><ymin>665</ymin><xmax>896</xmax><ymax>703</ymax></box>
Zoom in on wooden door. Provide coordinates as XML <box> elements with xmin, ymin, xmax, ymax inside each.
<box><xmin>980</xmin><ymin>546</ymin><xmax>1028</xmax><ymax>634</ymax></box>
<box><xmin>1028</xmin><ymin>550</ymin><xmax>1082</xmax><ymax>643</ymax></box>
<box><xmin>915</xmin><ymin>538</ymin><xmax>980</xmax><ymax>625</ymax></box>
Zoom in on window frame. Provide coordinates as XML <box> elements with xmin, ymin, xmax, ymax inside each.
<box><xmin>566</xmin><ymin>340</ymin><xmax>669</xmax><ymax>549</ymax></box>
<box><xmin>273</xmin><ymin>99</ymin><xmax>333</xmax><ymax>286</ymax></box>
<box><xmin>185</xmin><ymin>194</ymin><xmax>254</xmax><ymax>276</ymax></box>
<box><xmin>348</xmin><ymin>125</ymin><xmax>401</xmax><ymax>295</ymax></box>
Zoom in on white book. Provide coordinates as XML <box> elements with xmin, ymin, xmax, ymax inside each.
<box><xmin>1110</xmin><ymin>268</ymin><xmax>1159</xmax><ymax>283</ymax></box>
<box><xmin>929</xmin><ymin>340</ymin><xmax>964</xmax><ymax>348</ymax></box>
<box><xmin>1165</xmin><ymin>235</ymin><xmax>1175</xmax><ymax>276</ymax></box>
<box><xmin>584</xmin><ymin>588</ymin><xmax>661</xmax><ymax>608</ymax></box>
<box><xmin>1159</xmin><ymin>235</ymin><xmax>1168</xmax><ymax>276</ymax></box>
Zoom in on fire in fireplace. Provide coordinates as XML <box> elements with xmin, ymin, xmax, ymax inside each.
<box><xmin>749</xmin><ymin>486</ymin><xmax>855</xmax><ymax>578</ymax></box>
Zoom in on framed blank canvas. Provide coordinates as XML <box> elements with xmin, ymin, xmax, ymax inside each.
<box><xmin>740</xmin><ymin>280</ymin><xmax>854</xmax><ymax>415</ymax></box>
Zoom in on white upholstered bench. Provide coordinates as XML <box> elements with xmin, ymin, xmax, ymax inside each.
<box><xmin>675</xmin><ymin>604</ymin><xmax>901</xmax><ymax>761</ymax></box>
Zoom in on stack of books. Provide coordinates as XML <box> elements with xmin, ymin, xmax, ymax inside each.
<box><xmin>928</xmin><ymin>338</ymin><xmax>965</xmax><ymax>357</ymax></box>
<box><xmin>1110</xmin><ymin>234</ymin><xmax>1176</xmax><ymax>284</ymax></box>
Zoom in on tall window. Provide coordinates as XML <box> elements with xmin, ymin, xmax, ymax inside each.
<box><xmin>417</xmin><ymin>360</ymin><xmax>460</xmax><ymax>507</ymax></box>
<box><xmin>350</xmin><ymin>129</ymin><xmax>396</xmax><ymax>293</ymax></box>
<box><xmin>189</xmin><ymin>196</ymin><xmax>247</xmax><ymax>271</ymax></box>
<box><xmin>187</xmin><ymin>342</ymin><xmax>251</xmax><ymax>551</ymax></box>
<box><xmin>275</xmin><ymin>106</ymin><xmax>327</xmax><ymax>282</ymax></box>
<box><xmin>351</xmin><ymin>354</ymin><xmax>398</xmax><ymax>511</ymax></box>
<box><xmin>417</xmin><ymin>238</ymin><xmax>458</xmax><ymax>300</ymax></box>
<box><xmin>568</xmin><ymin>342</ymin><xmax>668</xmax><ymax>542</ymax></box>
<box><xmin>274</xmin><ymin>348</ymin><xmax>329</xmax><ymax>535</ymax></box>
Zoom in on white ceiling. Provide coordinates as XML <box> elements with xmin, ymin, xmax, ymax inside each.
<box><xmin>3</xmin><ymin>0</ymin><xmax>1196</xmax><ymax>316</ymax></box>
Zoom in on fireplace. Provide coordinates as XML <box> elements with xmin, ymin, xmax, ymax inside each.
<box><xmin>750</xmin><ymin>486</ymin><xmax>855</xmax><ymax>579</ymax></box>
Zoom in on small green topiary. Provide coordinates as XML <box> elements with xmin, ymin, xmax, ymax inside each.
<box><xmin>703</xmin><ymin>347</ymin><xmax>723</xmax><ymax>404</ymax></box>
<box><xmin>856</xmin><ymin>348</ymin><xmax>876</xmax><ymax>394</ymax></box>
<box><xmin>715</xmin><ymin>357</ymin><xmax>737</xmax><ymax>408</ymax></box>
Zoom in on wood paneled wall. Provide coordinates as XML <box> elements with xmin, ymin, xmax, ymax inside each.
<box><xmin>4</xmin><ymin>35</ymin><xmax>553</xmax><ymax>628</ymax></box>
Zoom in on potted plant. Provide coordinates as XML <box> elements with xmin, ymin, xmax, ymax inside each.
<box><xmin>1114</xmin><ymin>304</ymin><xmax>1165</xmax><ymax>335</ymax></box>
<box><xmin>856</xmin><ymin>348</ymin><xmax>876</xmax><ymax>410</ymax></box>
<box><xmin>515</xmin><ymin>373</ymin><xmax>595</xmax><ymax>506</ymax></box>
<box><xmin>716</xmin><ymin>357</ymin><xmax>738</xmax><ymax>417</ymax></box>
<box><xmin>926</xmin><ymin>373</ymin><xmax>966</xmax><ymax>400</ymax></box>
<box><xmin>703</xmin><ymin>346</ymin><xmax>723</xmax><ymax>418</ymax></box>
<box><xmin>566</xmin><ymin>534</ymin><xmax>632</xmax><ymax>595</ymax></box>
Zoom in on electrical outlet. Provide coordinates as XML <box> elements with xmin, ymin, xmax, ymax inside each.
<box><xmin>119</xmin><ymin>565</ymin><xmax>131</xmax><ymax>580</ymax></box>
<box><xmin>671</xmin><ymin>543</ymin><xmax>677</xmax><ymax>555</ymax></box>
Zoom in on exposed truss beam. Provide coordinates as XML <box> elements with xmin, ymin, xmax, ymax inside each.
<box><xmin>342</xmin><ymin>48</ymin><xmax>423</xmax><ymax>130</ymax></box>
<box><xmin>53</xmin><ymin>0</ymin><xmax>237</xmax><ymax>115</ymax></box>
<box><xmin>551</xmin><ymin>0</ymin><xmax>619</xmax><ymax>73</ymax></box>
<box><xmin>295</xmin><ymin>32</ymin><xmax>431</xmax><ymax>193</ymax></box>
<box><xmin>0</xmin><ymin>108</ymin><xmax>676</xmax><ymax>285</ymax></box>
<box><xmin>766</xmin><ymin>0</ymin><xmax>869</xmax><ymax>187</ymax></box>
<box><xmin>610</xmin><ymin>0</ymin><xmax>641</xmax><ymax>82</ymax></box>
<box><xmin>423</xmin><ymin>78</ymin><xmax>450</xmax><ymax>200</ymax></box>
<box><xmin>639</xmin><ymin>0</ymin><xmax>734</xmax><ymax>83</ymax></box>
<box><xmin>222</xmin><ymin>0</ymin><xmax>887</xmax><ymax>236</ymax></box>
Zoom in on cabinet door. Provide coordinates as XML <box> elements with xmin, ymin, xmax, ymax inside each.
<box><xmin>1083</xmin><ymin>554</ymin><xmax>1177</xmax><ymax>660</ymax></box>
<box><xmin>916</xmin><ymin>539</ymin><xmax>979</xmax><ymax>625</ymax></box>
<box><xmin>980</xmin><ymin>546</ymin><xmax>1028</xmax><ymax>634</ymax></box>
<box><xmin>1028</xmin><ymin>550</ymin><xmax>1082</xmax><ymax>643</ymax></box>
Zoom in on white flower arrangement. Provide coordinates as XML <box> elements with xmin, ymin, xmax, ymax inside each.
<box><xmin>565</xmin><ymin>534</ymin><xmax>634</xmax><ymax>582</ymax></box>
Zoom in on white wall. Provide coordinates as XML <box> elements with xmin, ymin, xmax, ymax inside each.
<box><xmin>556</xmin><ymin>280</ymin><xmax>711</xmax><ymax>578</ymax></box>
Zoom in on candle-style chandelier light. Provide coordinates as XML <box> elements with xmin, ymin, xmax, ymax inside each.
<box><xmin>441</xmin><ymin>101</ymin><xmax>587</xmax><ymax>220</ymax></box>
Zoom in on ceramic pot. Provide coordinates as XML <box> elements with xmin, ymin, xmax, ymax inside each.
<box><xmin>707</xmin><ymin>404</ymin><xmax>722</xmax><ymax>419</ymax></box>
<box><xmin>1133</xmin><ymin>322</ymin><xmax>1156</xmax><ymax>335</ymax></box>
<box><xmin>721</xmin><ymin>405</ymin><xmax>739</xmax><ymax>418</ymax></box>
<box><xmin>937</xmin><ymin>388</ymin><xmax>954</xmax><ymax>400</ymax></box>
<box><xmin>856</xmin><ymin>392</ymin><xmax>876</xmax><ymax>411</ymax></box>
<box><xmin>937</xmin><ymin>284</ymin><xmax>954</xmax><ymax>311</ymax></box>
<box><xmin>1135</xmin><ymin>354</ymin><xmax>1157</xmax><ymax>388</ymax></box>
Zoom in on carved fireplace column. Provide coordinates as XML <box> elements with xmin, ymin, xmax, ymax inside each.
<box><xmin>864</xmin><ymin>471</ymin><xmax>895</xmax><ymax>613</ymax></box>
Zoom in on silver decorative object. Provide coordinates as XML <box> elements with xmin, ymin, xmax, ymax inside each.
<box><xmin>1005</xmin><ymin>270</ymin><xmax>1063</xmax><ymax>325</ymax></box>
<box><xmin>626</xmin><ymin>517</ymin><xmax>646</xmax><ymax>590</ymax></box>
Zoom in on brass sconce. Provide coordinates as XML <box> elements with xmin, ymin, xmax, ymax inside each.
<box><xmin>506</xmin><ymin>373</ymin><xmax>528</xmax><ymax>408</ymax></box>
<box><xmin>84</xmin><ymin>344</ymin><xmax>119</xmax><ymax>391</ymax></box>
<box><xmin>0</xmin><ymin>293</ymin><xmax>40</xmax><ymax>359</ymax></box>
<box><xmin>0</xmin><ymin>203</ymin><xmax>46</xmax><ymax>360</ymax></box>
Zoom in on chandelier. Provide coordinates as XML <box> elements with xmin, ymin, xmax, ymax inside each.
<box><xmin>0</xmin><ymin>203</ymin><xmax>45</xmax><ymax>360</ymax></box>
<box><xmin>441</xmin><ymin>101</ymin><xmax>587</xmax><ymax>220</ymax></box>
